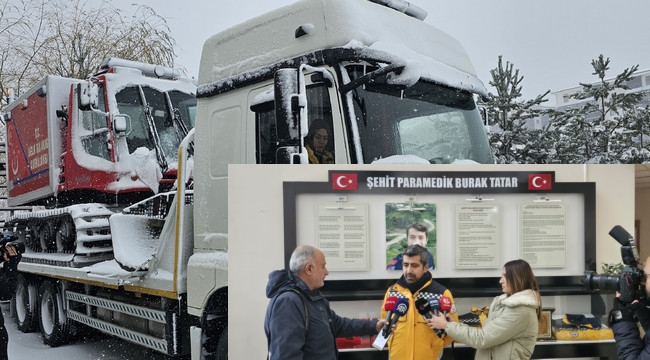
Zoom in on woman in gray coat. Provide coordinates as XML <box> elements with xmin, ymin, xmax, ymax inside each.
<box><xmin>427</xmin><ymin>259</ymin><xmax>541</xmax><ymax>360</ymax></box>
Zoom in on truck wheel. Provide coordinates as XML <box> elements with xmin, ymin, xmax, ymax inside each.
<box><xmin>14</xmin><ymin>274</ymin><xmax>38</xmax><ymax>332</ymax></box>
<box><xmin>55</xmin><ymin>216</ymin><xmax>76</xmax><ymax>252</ymax></box>
<box><xmin>39</xmin><ymin>280</ymin><xmax>68</xmax><ymax>346</ymax></box>
<box><xmin>215</xmin><ymin>325</ymin><xmax>227</xmax><ymax>360</ymax></box>
<box><xmin>39</xmin><ymin>222</ymin><xmax>56</xmax><ymax>252</ymax></box>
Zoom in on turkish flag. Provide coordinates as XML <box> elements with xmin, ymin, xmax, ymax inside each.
<box><xmin>528</xmin><ymin>174</ymin><xmax>552</xmax><ymax>191</ymax></box>
<box><xmin>332</xmin><ymin>173</ymin><xmax>358</xmax><ymax>191</ymax></box>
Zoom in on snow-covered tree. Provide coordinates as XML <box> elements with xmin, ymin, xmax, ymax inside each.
<box><xmin>0</xmin><ymin>0</ymin><xmax>179</xmax><ymax>110</ymax></box>
<box><xmin>551</xmin><ymin>55</ymin><xmax>645</xmax><ymax>163</ymax></box>
<box><xmin>482</xmin><ymin>56</ymin><xmax>551</xmax><ymax>163</ymax></box>
<box><xmin>617</xmin><ymin>104</ymin><xmax>650</xmax><ymax>163</ymax></box>
<box><xmin>550</xmin><ymin>105</ymin><xmax>596</xmax><ymax>163</ymax></box>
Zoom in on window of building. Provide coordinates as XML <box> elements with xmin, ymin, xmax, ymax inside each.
<box><xmin>626</xmin><ymin>76</ymin><xmax>642</xmax><ymax>89</ymax></box>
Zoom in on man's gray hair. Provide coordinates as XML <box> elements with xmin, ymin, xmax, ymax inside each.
<box><xmin>290</xmin><ymin>245</ymin><xmax>316</xmax><ymax>274</ymax></box>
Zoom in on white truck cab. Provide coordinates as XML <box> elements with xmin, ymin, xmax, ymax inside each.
<box><xmin>189</xmin><ymin>0</ymin><xmax>492</xmax><ymax>357</ymax></box>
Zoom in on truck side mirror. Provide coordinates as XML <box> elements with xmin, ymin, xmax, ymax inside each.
<box><xmin>113</xmin><ymin>114</ymin><xmax>129</xmax><ymax>134</ymax></box>
<box><xmin>274</xmin><ymin>68</ymin><xmax>303</xmax><ymax>123</ymax></box>
<box><xmin>274</xmin><ymin>68</ymin><xmax>307</xmax><ymax>164</ymax></box>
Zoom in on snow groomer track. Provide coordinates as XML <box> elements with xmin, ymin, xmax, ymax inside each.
<box><xmin>4</xmin><ymin>203</ymin><xmax>115</xmax><ymax>267</ymax></box>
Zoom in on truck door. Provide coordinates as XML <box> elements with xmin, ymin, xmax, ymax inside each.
<box><xmin>249</xmin><ymin>67</ymin><xmax>343</xmax><ymax>164</ymax></box>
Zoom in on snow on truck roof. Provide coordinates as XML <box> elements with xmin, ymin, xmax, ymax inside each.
<box><xmin>198</xmin><ymin>0</ymin><xmax>486</xmax><ymax>96</ymax></box>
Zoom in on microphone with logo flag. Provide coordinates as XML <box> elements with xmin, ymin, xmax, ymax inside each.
<box><xmin>380</xmin><ymin>296</ymin><xmax>398</xmax><ymax>337</ymax></box>
<box><xmin>373</xmin><ymin>298</ymin><xmax>409</xmax><ymax>350</ymax></box>
<box><xmin>440</xmin><ymin>296</ymin><xmax>452</xmax><ymax>316</ymax></box>
<box><xmin>440</xmin><ymin>295</ymin><xmax>453</xmax><ymax>337</ymax></box>
<box><xmin>428</xmin><ymin>297</ymin><xmax>444</xmax><ymax>338</ymax></box>
<box><xmin>384</xmin><ymin>298</ymin><xmax>409</xmax><ymax>337</ymax></box>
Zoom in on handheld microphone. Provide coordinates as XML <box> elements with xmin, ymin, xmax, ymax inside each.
<box><xmin>380</xmin><ymin>296</ymin><xmax>398</xmax><ymax>336</ymax></box>
<box><xmin>415</xmin><ymin>298</ymin><xmax>432</xmax><ymax>319</ymax></box>
<box><xmin>384</xmin><ymin>298</ymin><xmax>409</xmax><ymax>338</ymax></box>
<box><xmin>440</xmin><ymin>296</ymin><xmax>452</xmax><ymax>316</ymax></box>
<box><xmin>428</xmin><ymin>298</ymin><xmax>440</xmax><ymax>316</ymax></box>
<box><xmin>428</xmin><ymin>298</ymin><xmax>444</xmax><ymax>337</ymax></box>
<box><xmin>384</xmin><ymin>296</ymin><xmax>398</xmax><ymax>321</ymax></box>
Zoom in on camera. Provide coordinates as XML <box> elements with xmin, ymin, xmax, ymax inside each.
<box><xmin>0</xmin><ymin>235</ymin><xmax>24</xmax><ymax>261</ymax></box>
<box><xmin>585</xmin><ymin>225</ymin><xmax>646</xmax><ymax>304</ymax></box>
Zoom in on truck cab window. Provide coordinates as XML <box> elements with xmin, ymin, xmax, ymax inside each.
<box><xmin>345</xmin><ymin>64</ymin><xmax>492</xmax><ymax>164</ymax></box>
<box><xmin>141</xmin><ymin>86</ymin><xmax>181</xmax><ymax>163</ymax></box>
<box><xmin>256</xmin><ymin>110</ymin><xmax>277</xmax><ymax>164</ymax></box>
<box><xmin>253</xmin><ymin>81</ymin><xmax>334</xmax><ymax>164</ymax></box>
<box><xmin>116</xmin><ymin>86</ymin><xmax>154</xmax><ymax>153</ymax></box>
<box><xmin>305</xmin><ymin>84</ymin><xmax>335</xmax><ymax>164</ymax></box>
<box><xmin>79</xmin><ymin>83</ymin><xmax>111</xmax><ymax>160</ymax></box>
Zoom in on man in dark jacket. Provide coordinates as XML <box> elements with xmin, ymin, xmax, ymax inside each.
<box><xmin>264</xmin><ymin>245</ymin><xmax>386</xmax><ymax>360</ymax></box>
<box><xmin>610</xmin><ymin>256</ymin><xmax>650</xmax><ymax>360</ymax></box>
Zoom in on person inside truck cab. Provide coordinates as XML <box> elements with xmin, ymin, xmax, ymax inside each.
<box><xmin>305</xmin><ymin>119</ymin><xmax>334</xmax><ymax>164</ymax></box>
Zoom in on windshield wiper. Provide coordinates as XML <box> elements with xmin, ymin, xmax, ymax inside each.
<box><xmin>164</xmin><ymin>92</ymin><xmax>190</xmax><ymax>141</ymax></box>
<box><xmin>138</xmin><ymin>87</ymin><xmax>168</xmax><ymax>172</ymax></box>
<box><xmin>340</xmin><ymin>64</ymin><xmax>405</xmax><ymax>93</ymax></box>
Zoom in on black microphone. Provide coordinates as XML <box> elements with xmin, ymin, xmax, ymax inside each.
<box><xmin>428</xmin><ymin>298</ymin><xmax>444</xmax><ymax>337</ymax></box>
<box><xmin>415</xmin><ymin>298</ymin><xmax>432</xmax><ymax>319</ymax></box>
<box><xmin>384</xmin><ymin>298</ymin><xmax>409</xmax><ymax>338</ymax></box>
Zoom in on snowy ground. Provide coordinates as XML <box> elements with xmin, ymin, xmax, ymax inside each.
<box><xmin>1</xmin><ymin>302</ymin><xmax>164</xmax><ymax>359</ymax></box>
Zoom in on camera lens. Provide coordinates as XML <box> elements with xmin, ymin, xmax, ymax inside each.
<box><xmin>584</xmin><ymin>271</ymin><xmax>620</xmax><ymax>292</ymax></box>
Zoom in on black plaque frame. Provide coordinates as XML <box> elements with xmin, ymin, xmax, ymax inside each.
<box><xmin>282</xmin><ymin>170</ymin><xmax>596</xmax><ymax>300</ymax></box>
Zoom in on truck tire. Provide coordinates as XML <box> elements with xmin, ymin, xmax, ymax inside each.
<box><xmin>39</xmin><ymin>280</ymin><xmax>68</xmax><ymax>347</ymax></box>
<box><xmin>14</xmin><ymin>273</ymin><xmax>38</xmax><ymax>332</ymax></box>
<box><xmin>215</xmin><ymin>325</ymin><xmax>227</xmax><ymax>360</ymax></box>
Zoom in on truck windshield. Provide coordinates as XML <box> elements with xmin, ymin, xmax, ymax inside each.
<box><xmin>345</xmin><ymin>65</ymin><xmax>493</xmax><ymax>164</ymax></box>
<box><xmin>115</xmin><ymin>86</ymin><xmax>196</xmax><ymax>163</ymax></box>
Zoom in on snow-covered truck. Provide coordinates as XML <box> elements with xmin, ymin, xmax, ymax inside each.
<box><xmin>2</xmin><ymin>58</ymin><xmax>198</xmax><ymax>354</ymax></box>
<box><xmin>194</xmin><ymin>0</ymin><xmax>492</xmax><ymax>358</ymax></box>
<box><xmin>2</xmin><ymin>0</ymin><xmax>493</xmax><ymax>358</ymax></box>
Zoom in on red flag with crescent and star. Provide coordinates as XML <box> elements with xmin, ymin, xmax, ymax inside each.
<box><xmin>528</xmin><ymin>174</ymin><xmax>552</xmax><ymax>191</ymax></box>
<box><xmin>332</xmin><ymin>173</ymin><xmax>358</xmax><ymax>191</ymax></box>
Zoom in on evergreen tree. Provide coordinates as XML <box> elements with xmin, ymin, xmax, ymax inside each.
<box><xmin>555</xmin><ymin>55</ymin><xmax>644</xmax><ymax>163</ymax></box>
<box><xmin>483</xmin><ymin>56</ymin><xmax>551</xmax><ymax>163</ymax></box>
<box><xmin>550</xmin><ymin>105</ymin><xmax>595</xmax><ymax>163</ymax></box>
<box><xmin>617</xmin><ymin>104</ymin><xmax>650</xmax><ymax>163</ymax></box>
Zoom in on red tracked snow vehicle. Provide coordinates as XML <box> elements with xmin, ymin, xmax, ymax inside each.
<box><xmin>2</xmin><ymin>58</ymin><xmax>196</xmax><ymax>267</ymax></box>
